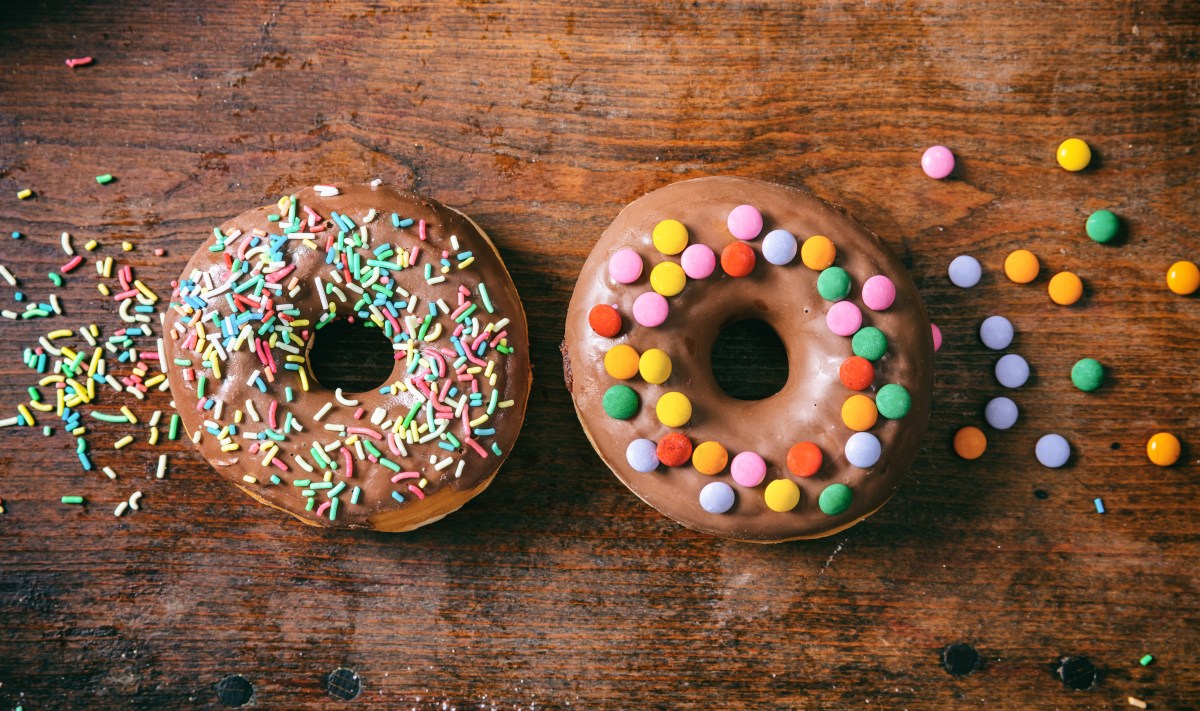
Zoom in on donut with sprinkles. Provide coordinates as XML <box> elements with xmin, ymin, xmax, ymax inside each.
<box><xmin>564</xmin><ymin>177</ymin><xmax>933</xmax><ymax>542</ymax></box>
<box><xmin>165</xmin><ymin>183</ymin><xmax>530</xmax><ymax>531</ymax></box>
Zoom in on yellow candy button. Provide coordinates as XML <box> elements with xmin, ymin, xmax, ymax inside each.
<box><xmin>638</xmin><ymin>348</ymin><xmax>672</xmax><ymax>384</ymax></box>
<box><xmin>652</xmin><ymin>219</ymin><xmax>689</xmax><ymax>255</ymax></box>
<box><xmin>604</xmin><ymin>344</ymin><xmax>639</xmax><ymax>380</ymax></box>
<box><xmin>650</xmin><ymin>261</ymin><xmax>687</xmax><ymax>297</ymax></box>
<box><xmin>841</xmin><ymin>394</ymin><xmax>879</xmax><ymax>432</ymax></box>
<box><xmin>656</xmin><ymin>391</ymin><xmax>692</xmax><ymax>427</ymax></box>
<box><xmin>1004</xmin><ymin>249</ymin><xmax>1040</xmax><ymax>284</ymax></box>
<box><xmin>1048</xmin><ymin>271</ymin><xmax>1084</xmax><ymax>305</ymax></box>
<box><xmin>801</xmin><ymin>235</ymin><xmax>837</xmax><ymax>271</ymax></box>
<box><xmin>1147</xmin><ymin>432</ymin><xmax>1181</xmax><ymax>466</ymax></box>
<box><xmin>764</xmin><ymin>479</ymin><xmax>801</xmax><ymax>512</ymax></box>
<box><xmin>1167</xmin><ymin>260</ymin><xmax>1200</xmax><ymax>296</ymax></box>
<box><xmin>692</xmin><ymin>441</ymin><xmax>729</xmax><ymax>475</ymax></box>
<box><xmin>1057</xmin><ymin>138</ymin><xmax>1092</xmax><ymax>172</ymax></box>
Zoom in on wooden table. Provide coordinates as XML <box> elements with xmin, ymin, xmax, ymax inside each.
<box><xmin>1</xmin><ymin>2</ymin><xmax>1197</xmax><ymax>708</ymax></box>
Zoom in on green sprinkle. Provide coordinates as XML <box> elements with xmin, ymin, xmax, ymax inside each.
<box><xmin>305</xmin><ymin>497</ymin><xmax>315</xmax><ymax>511</ymax></box>
<box><xmin>49</xmin><ymin>272</ymin><xmax>63</xmax><ymax>287</ymax></box>
<box><xmin>285</xmin><ymin>386</ymin><xmax>294</xmax><ymax>403</ymax></box>
<box><xmin>90</xmin><ymin>411</ymin><xmax>129</xmax><ymax>423</ymax></box>
<box><xmin>818</xmin><ymin>484</ymin><xmax>853</xmax><ymax>515</ymax></box>
<box><xmin>328</xmin><ymin>481</ymin><xmax>346</xmax><ymax>498</ymax></box>
<box><xmin>95</xmin><ymin>173</ymin><xmax>114</xmax><ymax>184</ymax></box>
<box><xmin>378</xmin><ymin>457</ymin><xmax>401</xmax><ymax>472</ymax></box>
<box><xmin>309</xmin><ymin>482</ymin><xmax>333</xmax><ymax>490</ymax></box>
<box><xmin>602</xmin><ymin>385</ymin><xmax>639</xmax><ymax>420</ymax></box>
<box><xmin>168</xmin><ymin>413</ymin><xmax>180</xmax><ymax>440</ymax></box>
<box><xmin>1071</xmin><ymin>358</ymin><xmax>1105</xmax><ymax>392</ymax></box>
<box><xmin>61</xmin><ymin>495</ymin><xmax>84</xmax><ymax>504</ymax></box>
<box><xmin>293</xmin><ymin>479</ymin><xmax>312</xmax><ymax>487</ymax></box>
<box><xmin>350</xmin><ymin>486</ymin><xmax>361</xmax><ymax>504</ymax></box>
<box><xmin>330</xmin><ymin>497</ymin><xmax>339</xmax><ymax>521</ymax></box>
<box><xmin>1086</xmin><ymin>209</ymin><xmax>1120</xmax><ymax>244</ymax></box>
<box><xmin>478</xmin><ymin>283</ymin><xmax>495</xmax><ymax>313</ymax></box>
<box><xmin>42</xmin><ymin>425</ymin><xmax>52</xmax><ymax>436</ymax></box>
<box><xmin>852</xmin><ymin>327</ymin><xmax>888</xmax><ymax>361</ymax></box>
<box><xmin>267</xmin><ymin>214</ymin><xmax>281</xmax><ymax>222</ymax></box>
<box><xmin>817</xmin><ymin>266</ymin><xmax>852</xmax><ymax>301</ymax></box>
<box><xmin>1139</xmin><ymin>654</ymin><xmax>1154</xmax><ymax>666</ymax></box>
<box><xmin>875</xmin><ymin>384</ymin><xmax>911</xmax><ymax>419</ymax></box>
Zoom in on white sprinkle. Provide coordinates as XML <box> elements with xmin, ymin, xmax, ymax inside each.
<box><xmin>434</xmin><ymin>457</ymin><xmax>454</xmax><ymax>471</ymax></box>
<box><xmin>454</xmin><ymin>459</ymin><xmax>465</xmax><ymax>479</ymax></box>
<box><xmin>128</xmin><ymin>491</ymin><xmax>143</xmax><ymax>510</ymax></box>
<box><xmin>1</xmin><ymin>310</ymin><xmax>17</xmax><ymax>319</ymax></box>
<box><xmin>102</xmin><ymin>466</ymin><xmax>118</xmax><ymax>480</ymax></box>
<box><xmin>315</xmin><ymin>277</ymin><xmax>329</xmax><ymax>311</ymax></box>
<box><xmin>61</xmin><ymin>232</ymin><xmax>73</xmax><ymax>256</ymax></box>
<box><xmin>114</xmin><ymin>501</ymin><xmax>128</xmax><ymax>517</ymax></box>
<box><xmin>314</xmin><ymin>184</ymin><xmax>340</xmax><ymax>197</ymax></box>
<box><xmin>156</xmin><ymin>454</ymin><xmax>167</xmax><ymax>479</ymax></box>
<box><xmin>370</xmin><ymin>408</ymin><xmax>386</xmax><ymax>426</ymax></box>
<box><xmin>245</xmin><ymin>399</ymin><xmax>260</xmax><ymax>422</ymax></box>
<box><xmin>313</xmin><ymin>402</ymin><xmax>333</xmax><ymax>421</ymax></box>
<box><xmin>370</xmin><ymin>178</ymin><xmax>383</xmax><ymax>187</ymax></box>
<box><xmin>450</xmin><ymin>234</ymin><xmax>460</xmax><ymax>251</ymax></box>
<box><xmin>0</xmin><ymin>265</ymin><xmax>17</xmax><ymax>287</ymax></box>
<box><xmin>363</xmin><ymin>208</ymin><xmax>377</xmax><ymax>224</ymax></box>
<box><xmin>334</xmin><ymin>388</ymin><xmax>359</xmax><ymax>407</ymax></box>
<box><xmin>294</xmin><ymin>454</ymin><xmax>314</xmax><ymax>472</ymax></box>
<box><xmin>49</xmin><ymin>294</ymin><xmax>62</xmax><ymax>314</ymax></box>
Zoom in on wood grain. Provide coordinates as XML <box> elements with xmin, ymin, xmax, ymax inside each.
<box><xmin>0</xmin><ymin>1</ymin><xmax>1197</xmax><ymax>708</ymax></box>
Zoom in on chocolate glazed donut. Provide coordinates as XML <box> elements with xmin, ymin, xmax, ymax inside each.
<box><xmin>166</xmin><ymin>183</ymin><xmax>530</xmax><ymax>531</ymax></box>
<box><xmin>564</xmin><ymin>177</ymin><xmax>933</xmax><ymax>542</ymax></box>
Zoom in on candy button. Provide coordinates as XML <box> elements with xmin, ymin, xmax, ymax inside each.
<box><xmin>1146</xmin><ymin>432</ymin><xmax>1181</xmax><ymax>466</ymax></box>
<box><xmin>876</xmin><ymin>383</ymin><xmax>911</xmax><ymax>419</ymax></box>
<box><xmin>656</xmin><ymin>433</ymin><xmax>692</xmax><ymax>467</ymax></box>
<box><xmin>764</xmin><ymin>479</ymin><xmax>800</xmax><ymax>512</ymax></box>
<box><xmin>762</xmin><ymin>229</ymin><xmax>798</xmax><ymax>265</ymax></box>
<box><xmin>825</xmin><ymin>301</ymin><xmax>863</xmax><ymax>337</ymax></box>
<box><xmin>656</xmin><ymin>391</ymin><xmax>692</xmax><ymax>427</ymax></box>
<box><xmin>1056</xmin><ymin>138</ymin><xmax>1092</xmax><ymax>172</ymax></box>
<box><xmin>817</xmin><ymin>266</ymin><xmax>851</xmax><ymax>301</ymax></box>
<box><xmin>931</xmin><ymin>323</ymin><xmax>943</xmax><ymax>352</ymax></box>
<box><xmin>626</xmin><ymin>438</ymin><xmax>659</xmax><ymax>473</ymax></box>
<box><xmin>953</xmin><ymin>426</ymin><xmax>987</xmax><ymax>459</ymax></box>
<box><xmin>979</xmin><ymin>315</ymin><xmax>1014</xmax><ymax>350</ymax></box>
<box><xmin>632</xmin><ymin>292</ymin><xmax>669</xmax><ymax>327</ymax></box>
<box><xmin>948</xmin><ymin>255</ymin><xmax>982</xmax><ymax>288</ymax></box>
<box><xmin>1004</xmin><ymin>249</ymin><xmax>1040</xmax><ymax>284</ymax></box>
<box><xmin>845</xmin><ymin>431</ymin><xmax>881</xmax><ymax>468</ymax></box>
<box><xmin>1036</xmin><ymin>434</ymin><xmax>1071</xmax><ymax>468</ymax></box>
<box><xmin>650</xmin><ymin>261</ymin><xmax>687</xmax><ymax>297</ymax></box>
<box><xmin>1048</xmin><ymin>271</ymin><xmax>1083</xmax><ymax>305</ymax></box>
<box><xmin>801</xmin><ymin>235</ymin><xmax>836</xmax><ymax>271</ymax></box>
<box><xmin>852</xmin><ymin>326</ymin><xmax>888</xmax><ymax>361</ymax></box>
<box><xmin>609</xmin><ymin>248</ymin><xmax>643</xmax><ymax>284</ymax></box>
<box><xmin>787</xmin><ymin>442</ymin><xmax>822</xmax><ymax>477</ymax></box>
<box><xmin>1086</xmin><ymin>209</ymin><xmax>1120</xmax><ymax>244</ymax></box>
<box><xmin>680</xmin><ymin>243</ymin><xmax>716</xmax><ymax>279</ymax></box>
<box><xmin>841</xmin><ymin>394</ymin><xmax>878</xmax><ymax>431</ymax></box>
<box><xmin>652</xmin><ymin>219</ymin><xmax>689</xmax><ymax>255</ymax></box>
<box><xmin>699</xmin><ymin>481</ymin><xmax>736</xmax><ymax>514</ymax></box>
<box><xmin>921</xmin><ymin>145</ymin><xmax>956</xmax><ymax>179</ymax></box>
<box><xmin>727</xmin><ymin>204</ymin><xmax>763</xmax><ymax>240</ymax></box>
<box><xmin>984</xmin><ymin>397</ymin><xmax>1018</xmax><ymax>430</ymax></box>
<box><xmin>995</xmin><ymin>353</ymin><xmax>1030</xmax><ymax>388</ymax></box>
<box><xmin>861</xmin><ymin>275</ymin><xmax>896</xmax><ymax>311</ymax></box>
<box><xmin>839</xmin><ymin>356</ymin><xmax>875</xmax><ymax>391</ymax></box>
<box><xmin>692</xmin><ymin>441</ymin><xmax>729</xmax><ymax>475</ymax></box>
<box><xmin>720</xmin><ymin>241</ymin><xmax>756</xmax><ymax>277</ymax></box>
<box><xmin>638</xmin><ymin>348</ymin><xmax>673</xmax><ymax>385</ymax></box>
<box><xmin>818</xmin><ymin>483</ymin><xmax>853</xmax><ymax>515</ymax></box>
<box><xmin>1167</xmin><ymin>260</ymin><xmax>1200</xmax><ymax>295</ymax></box>
<box><xmin>604</xmin><ymin>344</ymin><xmax>640</xmax><ymax>380</ymax></box>
<box><xmin>588</xmin><ymin>304</ymin><xmax>621</xmax><ymax>338</ymax></box>
<box><xmin>603</xmin><ymin>385</ymin><xmax>639</xmax><ymax>420</ymax></box>
<box><xmin>1071</xmin><ymin>358</ymin><xmax>1104</xmax><ymax>392</ymax></box>
<box><xmin>730</xmin><ymin>451</ymin><xmax>767</xmax><ymax>487</ymax></box>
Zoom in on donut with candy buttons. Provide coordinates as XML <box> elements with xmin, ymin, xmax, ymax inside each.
<box><xmin>165</xmin><ymin>183</ymin><xmax>530</xmax><ymax>531</ymax></box>
<box><xmin>563</xmin><ymin>177</ymin><xmax>933</xmax><ymax>542</ymax></box>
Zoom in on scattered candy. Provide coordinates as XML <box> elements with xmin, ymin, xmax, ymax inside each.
<box><xmin>726</xmin><ymin>204</ymin><xmax>763</xmax><ymax>240</ymax></box>
<box><xmin>655</xmin><ymin>391</ymin><xmax>692</xmax><ymax>427</ymax></box>
<box><xmin>699</xmin><ymin>481</ymin><xmax>736</xmax><ymax>514</ymax></box>
<box><xmin>1086</xmin><ymin>209</ymin><xmax>1120</xmax><ymax>244</ymax></box>
<box><xmin>680</xmin><ymin>243</ymin><xmax>716</xmax><ymax>279</ymax></box>
<box><xmin>730</xmin><ymin>451</ymin><xmax>767</xmax><ymax>487</ymax></box>
<box><xmin>786</xmin><ymin>441</ymin><xmax>822</xmax><ymax>477</ymax></box>
<box><xmin>1071</xmin><ymin>358</ymin><xmax>1104</xmax><ymax>392</ymax></box>
<box><xmin>649</xmin><ymin>261</ymin><xmax>687</xmax><ymax>297</ymax></box>
<box><xmin>626</xmin><ymin>438</ymin><xmax>660</xmax><ymax>473</ymax></box>
<box><xmin>921</xmin><ymin>145</ymin><xmax>955</xmax><ymax>179</ymax></box>
<box><xmin>948</xmin><ymin>255</ymin><xmax>982</xmax><ymax>288</ymax></box>
<box><xmin>845</xmin><ymin>431</ymin><xmax>881</xmax><ymax>468</ymax></box>
<box><xmin>763</xmin><ymin>478</ymin><xmax>800</xmax><ymax>512</ymax></box>
<box><xmin>1146</xmin><ymin>432</ymin><xmax>1181</xmax><ymax>466</ymax></box>
<box><xmin>1048</xmin><ymin>271</ymin><xmax>1083</xmax><ymax>305</ymax></box>
<box><xmin>1167</xmin><ymin>260</ymin><xmax>1199</xmax><ymax>295</ymax></box>
<box><xmin>851</xmin><ymin>326</ymin><xmax>887</xmax><ymax>361</ymax></box>
<box><xmin>984</xmin><ymin>397</ymin><xmax>1019</xmax><ymax>430</ymax></box>
<box><xmin>720</xmin><ymin>241</ymin><xmax>755</xmax><ymax>277</ymax></box>
<box><xmin>609</xmin><ymin>248</ymin><xmax>644</xmax><ymax>284</ymax></box>
<box><xmin>800</xmin><ymin>235</ymin><xmax>836</xmax><ymax>271</ymax></box>
<box><xmin>604</xmin><ymin>344</ymin><xmax>640</xmax><ymax>380</ymax></box>
<box><xmin>95</xmin><ymin>174</ymin><xmax>114</xmax><ymax>185</ymax></box>
<box><xmin>603</xmin><ymin>385</ymin><xmax>639</xmax><ymax>420</ymax></box>
<box><xmin>761</xmin><ymin>229</ymin><xmax>797</xmax><ymax>265</ymax></box>
<box><xmin>656</xmin><ymin>433</ymin><xmax>692</xmax><ymax>467</ymax></box>
<box><xmin>839</xmin><ymin>356</ymin><xmax>875</xmax><ymax>391</ymax></box>
<box><xmin>825</xmin><ymin>300</ymin><xmax>863</xmax><ymax>337</ymax></box>
<box><xmin>818</xmin><ymin>483</ymin><xmax>853</xmax><ymax>515</ymax></box>
<box><xmin>1056</xmin><ymin>137</ymin><xmax>1092</xmax><ymax>172</ymax></box>
<box><xmin>979</xmin><ymin>315</ymin><xmax>1014</xmax><ymax>350</ymax></box>
<box><xmin>995</xmin><ymin>353</ymin><xmax>1030</xmax><ymax>388</ymax></box>
<box><xmin>953</xmin><ymin>426</ymin><xmax>987</xmax><ymax>459</ymax></box>
<box><xmin>632</xmin><ymin>291</ymin><xmax>669</xmax><ymax>327</ymax></box>
<box><xmin>875</xmin><ymin>384</ymin><xmax>911</xmax><ymax>419</ymax></box>
<box><xmin>1035</xmin><ymin>433</ymin><xmax>1071</xmax><ymax>468</ymax></box>
<box><xmin>638</xmin><ymin>348</ymin><xmax>672</xmax><ymax>385</ymax></box>
<box><xmin>1004</xmin><ymin>249</ymin><xmax>1040</xmax><ymax>284</ymax></box>
<box><xmin>652</xmin><ymin>219</ymin><xmax>689</xmax><ymax>255</ymax></box>
<box><xmin>816</xmin><ymin>266</ymin><xmax>851</xmax><ymax>301</ymax></box>
<box><xmin>861</xmin><ymin>275</ymin><xmax>896</xmax><ymax>311</ymax></box>
<box><xmin>692</xmin><ymin>441</ymin><xmax>728</xmax><ymax>475</ymax></box>
<box><xmin>931</xmin><ymin>323</ymin><xmax>943</xmax><ymax>351</ymax></box>
<box><xmin>588</xmin><ymin>304</ymin><xmax>622</xmax><ymax>337</ymax></box>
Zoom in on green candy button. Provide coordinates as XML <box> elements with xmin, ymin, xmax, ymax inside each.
<box><xmin>1071</xmin><ymin>358</ymin><xmax>1105</xmax><ymax>392</ymax></box>
<box><xmin>1086</xmin><ymin>209</ymin><xmax>1120</xmax><ymax>244</ymax></box>
<box><xmin>819</xmin><ymin>483</ymin><xmax>853</xmax><ymax>515</ymax></box>
<box><xmin>875</xmin><ymin>383</ymin><xmax>911</xmax><ymax>419</ymax></box>
<box><xmin>603</xmin><ymin>384</ymin><xmax>639</xmax><ymax>420</ymax></box>
<box><xmin>817</xmin><ymin>266</ymin><xmax>851</xmax><ymax>302</ymax></box>
<box><xmin>852</xmin><ymin>326</ymin><xmax>888</xmax><ymax>361</ymax></box>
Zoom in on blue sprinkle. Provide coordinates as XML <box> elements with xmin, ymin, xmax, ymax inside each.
<box><xmin>391</xmin><ymin>213</ymin><xmax>400</xmax><ymax>227</ymax></box>
<box><xmin>398</xmin><ymin>217</ymin><xmax>414</xmax><ymax>228</ymax></box>
<box><xmin>1094</xmin><ymin>498</ymin><xmax>1106</xmax><ymax>514</ymax></box>
<box><xmin>78</xmin><ymin>452</ymin><xmax>92</xmax><ymax>470</ymax></box>
<box><xmin>11</xmin><ymin>231</ymin><xmax>21</xmax><ymax>239</ymax></box>
<box><xmin>13</xmin><ymin>292</ymin><xmax>24</xmax><ymax>302</ymax></box>
<box><xmin>391</xmin><ymin>491</ymin><xmax>405</xmax><ymax>503</ymax></box>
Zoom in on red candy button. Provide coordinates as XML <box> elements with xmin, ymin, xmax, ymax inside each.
<box><xmin>656</xmin><ymin>433</ymin><xmax>693</xmax><ymax>467</ymax></box>
<box><xmin>588</xmin><ymin>304</ymin><xmax>622</xmax><ymax>338</ymax></box>
<box><xmin>839</xmin><ymin>356</ymin><xmax>875</xmax><ymax>391</ymax></box>
<box><xmin>720</xmin><ymin>242</ymin><xmax>756</xmax><ymax>278</ymax></box>
<box><xmin>787</xmin><ymin>442</ymin><xmax>823</xmax><ymax>477</ymax></box>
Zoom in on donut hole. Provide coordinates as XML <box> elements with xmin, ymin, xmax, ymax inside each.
<box><xmin>308</xmin><ymin>319</ymin><xmax>396</xmax><ymax>394</ymax></box>
<box><xmin>711</xmin><ymin>319</ymin><xmax>789</xmax><ymax>400</ymax></box>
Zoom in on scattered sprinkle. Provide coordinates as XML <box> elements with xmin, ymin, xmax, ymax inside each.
<box><xmin>95</xmin><ymin>173</ymin><xmax>114</xmax><ymax>185</ymax></box>
<box><xmin>17</xmin><ymin>188</ymin><xmax>33</xmax><ymax>200</ymax></box>
<box><xmin>65</xmin><ymin>56</ymin><xmax>94</xmax><ymax>68</ymax></box>
<box><xmin>1139</xmin><ymin>654</ymin><xmax>1153</xmax><ymax>666</ymax></box>
<box><xmin>61</xmin><ymin>495</ymin><xmax>84</xmax><ymax>505</ymax></box>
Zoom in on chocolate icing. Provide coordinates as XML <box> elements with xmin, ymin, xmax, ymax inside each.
<box><xmin>564</xmin><ymin>177</ymin><xmax>933</xmax><ymax>542</ymax></box>
<box><xmin>166</xmin><ymin>184</ymin><xmax>530</xmax><ymax>530</ymax></box>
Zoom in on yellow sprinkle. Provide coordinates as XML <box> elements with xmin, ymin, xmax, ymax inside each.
<box><xmin>458</xmin><ymin>256</ymin><xmax>475</xmax><ymax>269</ymax></box>
<box><xmin>122</xmin><ymin>241</ymin><xmax>133</xmax><ymax>252</ymax></box>
<box><xmin>148</xmin><ymin>427</ymin><xmax>159</xmax><ymax>445</ymax></box>
<box><xmin>56</xmin><ymin>389</ymin><xmax>66</xmax><ymax>416</ymax></box>
<box><xmin>87</xmin><ymin>348</ymin><xmax>102</xmax><ymax>377</ymax></box>
<box><xmin>66</xmin><ymin>378</ymin><xmax>90</xmax><ymax>402</ymax></box>
<box><xmin>133</xmin><ymin>280</ymin><xmax>157</xmax><ymax>301</ymax></box>
<box><xmin>469</xmin><ymin>414</ymin><xmax>489</xmax><ymax>427</ymax></box>
<box><xmin>16</xmin><ymin>189</ymin><xmax>32</xmax><ymax>199</ymax></box>
<box><xmin>84</xmin><ymin>239</ymin><xmax>98</xmax><ymax>251</ymax></box>
<box><xmin>143</xmin><ymin>374</ymin><xmax>165</xmax><ymax>388</ymax></box>
<box><xmin>70</xmin><ymin>426</ymin><xmax>85</xmax><ymax>436</ymax></box>
<box><xmin>102</xmin><ymin>257</ymin><xmax>113</xmax><ymax>278</ymax></box>
<box><xmin>242</xmin><ymin>474</ymin><xmax>257</xmax><ymax>484</ymax></box>
<box><xmin>120</xmin><ymin>405</ymin><xmax>137</xmax><ymax>424</ymax></box>
<box><xmin>234</xmin><ymin>410</ymin><xmax>244</xmax><ymax>424</ymax></box>
<box><xmin>285</xmin><ymin>354</ymin><xmax>305</xmax><ymax>363</ymax></box>
<box><xmin>323</xmin><ymin>471</ymin><xmax>333</xmax><ymax>483</ymax></box>
<box><xmin>261</xmin><ymin>448</ymin><xmax>277</xmax><ymax>467</ymax></box>
<box><xmin>39</xmin><ymin>375</ymin><xmax>65</xmax><ymax>386</ymax></box>
<box><xmin>97</xmin><ymin>283</ymin><xmax>111</xmax><ymax>296</ymax></box>
<box><xmin>113</xmin><ymin>435</ymin><xmax>134</xmax><ymax>449</ymax></box>
<box><xmin>47</xmin><ymin>329</ymin><xmax>73</xmax><ymax>340</ymax></box>
<box><xmin>210</xmin><ymin>357</ymin><xmax>221</xmax><ymax>380</ymax></box>
<box><xmin>298</xmin><ymin>368</ymin><xmax>309</xmax><ymax>392</ymax></box>
<box><xmin>60</xmin><ymin>346</ymin><xmax>79</xmax><ymax>361</ymax></box>
<box><xmin>222</xmin><ymin>443</ymin><xmax>241</xmax><ymax>453</ymax></box>
<box><xmin>302</xmin><ymin>239</ymin><xmax>319</xmax><ymax>250</ymax></box>
<box><xmin>28</xmin><ymin>399</ymin><xmax>53</xmax><ymax>412</ymax></box>
<box><xmin>89</xmin><ymin>324</ymin><xmax>99</xmax><ymax>337</ymax></box>
<box><xmin>290</xmin><ymin>319</ymin><xmax>310</xmax><ymax>327</ymax></box>
<box><xmin>86</xmin><ymin>378</ymin><xmax>95</xmax><ymax>401</ymax></box>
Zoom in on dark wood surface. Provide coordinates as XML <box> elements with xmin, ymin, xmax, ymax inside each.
<box><xmin>1</xmin><ymin>1</ymin><xmax>1197</xmax><ymax>708</ymax></box>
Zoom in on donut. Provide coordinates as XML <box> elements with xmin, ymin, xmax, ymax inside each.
<box><xmin>165</xmin><ymin>183</ymin><xmax>530</xmax><ymax>531</ymax></box>
<box><xmin>563</xmin><ymin>177</ymin><xmax>933</xmax><ymax>542</ymax></box>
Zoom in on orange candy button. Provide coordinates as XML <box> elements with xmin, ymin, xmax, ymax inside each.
<box><xmin>954</xmin><ymin>426</ymin><xmax>987</xmax><ymax>460</ymax></box>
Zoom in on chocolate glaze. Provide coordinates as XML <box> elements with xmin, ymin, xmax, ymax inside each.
<box><xmin>166</xmin><ymin>184</ymin><xmax>530</xmax><ymax>530</ymax></box>
<box><xmin>564</xmin><ymin>177</ymin><xmax>933</xmax><ymax>542</ymax></box>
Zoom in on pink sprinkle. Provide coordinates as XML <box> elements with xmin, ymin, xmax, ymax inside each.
<box><xmin>418</xmin><ymin>219</ymin><xmax>427</xmax><ymax>241</ymax></box>
<box><xmin>407</xmin><ymin>484</ymin><xmax>426</xmax><ymax>500</ymax></box>
<box><xmin>608</xmin><ymin>248</ymin><xmax>643</xmax><ymax>284</ymax></box>
<box><xmin>387</xmin><ymin>432</ymin><xmax>403</xmax><ymax>456</ymax></box>
<box><xmin>390</xmin><ymin>471</ymin><xmax>420</xmax><ymax>483</ymax></box>
<box><xmin>730</xmin><ymin>451</ymin><xmax>767</xmax><ymax>487</ymax></box>
<box><xmin>60</xmin><ymin>255</ymin><xmax>83</xmax><ymax>273</ymax></box>
<box><xmin>111</xmin><ymin>288</ymin><xmax>139</xmax><ymax>301</ymax></box>
<box><xmin>153</xmin><ymin>248</ymin><xmax>165</xmax><ymax>257</ymax></box>
<box><xmin>271</xmin><ymin>457</ymin><xmax>288</xmax><ymax>471</ymax></box>
<box><xmin>825</xmin><ymin>301</ymin><xmax>863</xmax><ymax>337</ymax></box>
<box><xmin>464</xmin><ymin>437</ymin><xmax>488</xmax><ymax>458</ymax></box>
<box><xmin>248</xmin><ymin>442</ymin><xmax>260</xmax><ymax>454</ymax></box>
<box><xmin>65</xmin><ymin>56</ymin><xmax>93</xmax><ymax>68</ymax></box>
<box><xmin>861</xmin><ymin>275</ymin><xmax>897</xmax><ymax>311</ymax></box>
<box><xmin>315</xmin><ymin>501</ymin><xmax>331</xmax><ymax>518</ymax></box>
<box><xmin>342</xmin><ymin>447</ymin><xmax>354</xmax><ymax>478</ymax></box>
<box><xmin>346</xmin><ymin>426</ymin><xmax>382</xmax><ymax>440</ymax></box>
<box><xmin>680</xmin><ymin>244</ymin><xmax>716</xmax><ymax>279</ymax></box>
<box><xmin>727</xmin><ymin>204</ymin><xmax>763</xmax><ymax>240</ymax></box>
<box><xmin>268</xmin><ymin>400</ymin><xmax>278</xmax><ymax>429</ymax></box>
<box><xmin>632</xmin><ymin>292</ymin><xmax>669</xmax><ymax>328</ymax></box>
<box><xmin>353</xmin><ymin>407</ymin><xmax>365</xmax><ymax>420</ymax></box>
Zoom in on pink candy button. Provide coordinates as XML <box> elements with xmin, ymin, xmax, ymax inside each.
<box><xmin>730</xmin><ymin>451</ymin><xmax>767</xmax><ymax>487</ymax></box>
<box><xmin>681</xmin><ymin>243</ymin><xmax>716</xmax><ymax>280</ymax></box>
<box><xmin>727</xmin><ymin>204</ymin><xmax>763</xmax><ymax>241</ymax></box>
<box><xmin>825</xmin><ymin>301</ymin><xmax>863</xmax><ymax>337</ymax></box>
<box><xmin>609</xmin><ymin>248</ymin><xmax>643</xmax><ymax>284</ymax></box>
<box><xmin>931</xmin><ymin>322</ymin><xmax>943</xmax><ymax>351</ymax></box>
<box><xmin>632</xmin><ymin>292</ymin><xmax>669</xmax><ymax>327</ymax></box>
<box><xmin>921</xmin><ymin>145</ymin><xmax>955</xmax><ymax>179</ymax></box>
<box><xmin>861</xmin><ymin>275</ymin><xmax>896</xmax><ymax>311</ymax></box>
